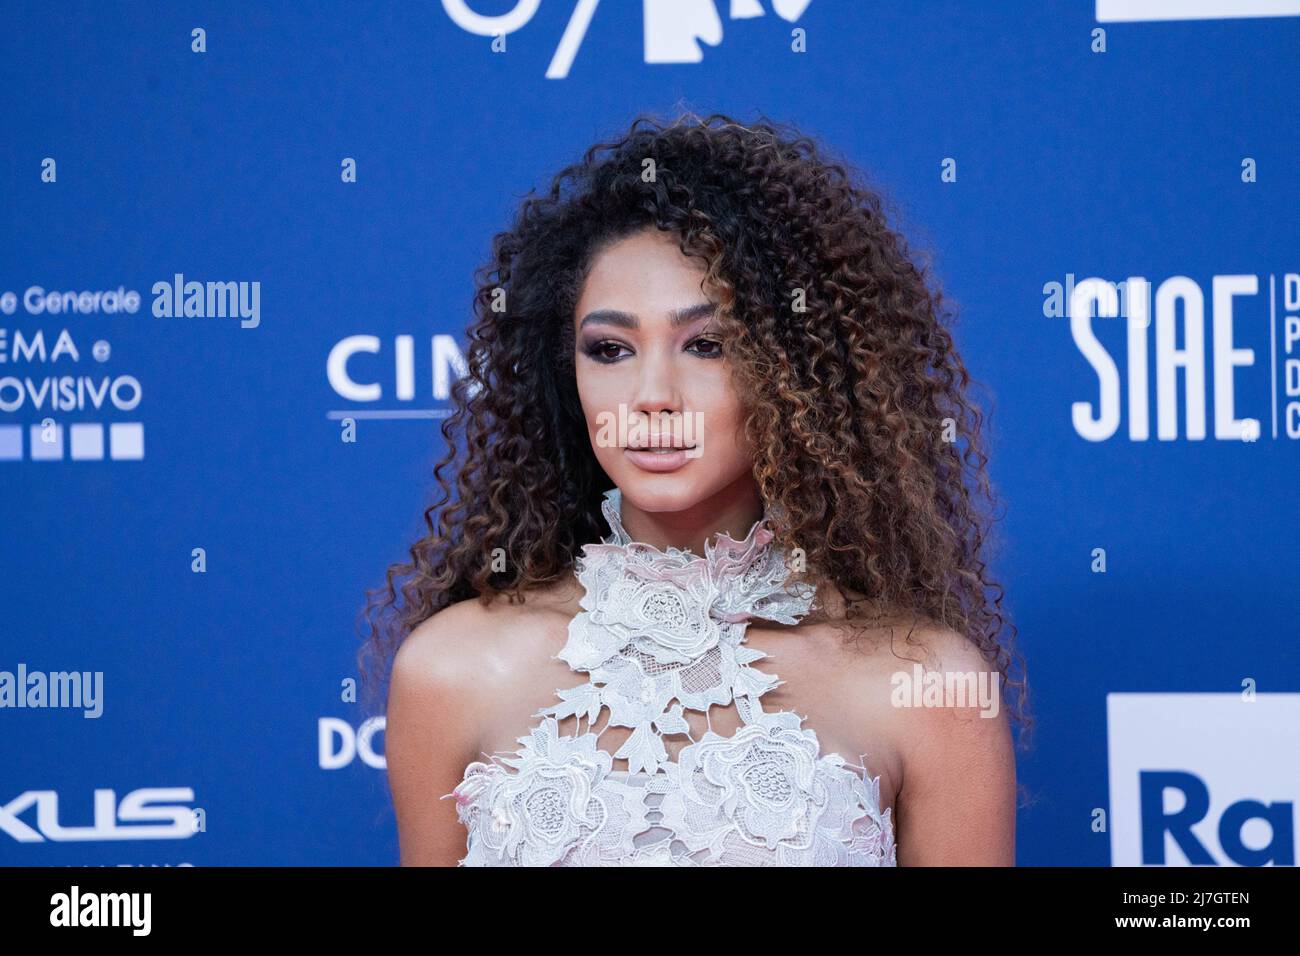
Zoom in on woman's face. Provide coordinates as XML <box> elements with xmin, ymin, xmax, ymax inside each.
<box><xmin>573</xmin><ymin>227</ymin><xmax>755</xmax><ymax>516</ymax></box>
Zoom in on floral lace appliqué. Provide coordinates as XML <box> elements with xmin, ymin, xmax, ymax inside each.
<box><xmin>442</xmin><ymin>487</ymin><xmax>897</xmax><ymax>867</ymax></box>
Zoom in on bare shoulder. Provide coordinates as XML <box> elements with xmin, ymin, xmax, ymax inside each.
<box><xmin>843</xmin><ymin>617</ymin><xmax>1007</xmax><ymax>726</ymax></box>
<box><xmin>794</xmin><ymin>611</ymin><xmax>990</xmax><ymax>681</ymax></box>
<box><xmin>878</xmin><ymin>617</ymin><xmax>999</xmax><ymax>675</ymax></box>
<box><xmin>391</xmin><ymin>578</ymin><xmax>582</xmax><ymax>721</ymax></box>
<box><xmin>386</xmin><ymin>598</ymin><xmax>502</xmax><ymax>777</ymax></box>
<box><xmin>797</xmin><ymin>613</ymin><xmax>1010</xmax><ymax>759</ymax></box>
<box><xmin>808</xmin><ymin>583</ymin><xmax>992</xmax><ymax>671</ymax></box>
<box><xmin>854</xmin><ymin>620</ymin><xmax>1016</xmax><ymax>864</ymax></box>
<box><xmin>805</xmin><ymin>613</ymin><xmax>1016</xmax><ymax>863</ymax></box>
<box><xmin>862</xmin><ymin>619</ymin><xmax>1014</xmax><ymax>785</ymax></box>
<box><xmin>385</xmin><ymin>580</ymin><xmax>582</xmax><ymax>866</ymax></box>
<box><xmin>391</xmin><ymin>599</ymin><xmax>494</xmax><ymax>713</ymax></box>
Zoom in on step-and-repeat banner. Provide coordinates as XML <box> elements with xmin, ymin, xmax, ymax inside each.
<box><xmin>1</xmin><ymin>1</ymin><xmax>1296</xmax><ymax>866</ymax></box>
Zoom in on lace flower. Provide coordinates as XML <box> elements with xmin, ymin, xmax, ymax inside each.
<box><xmin>658</xmin><ymin>709</ymin><xmax>824</xmax><ymax>852</ymax></box>
<box><xmin>448</xmin><ymin>717</ymin><xmax>619</xmax><ymax>866</ymax></box>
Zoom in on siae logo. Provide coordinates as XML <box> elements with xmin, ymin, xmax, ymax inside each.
<box><xmin>1140</xmin><ymin>770</ymin><xmax>1294</xmax><ymax>866</ymax></box>
<box><xmin>1058</xmin><ymin>272</ymin><xmax>1300</xmax><ymax>441</ymax></box>
<box><xmin>0</xmin><ymin>788</ymin><xmax>198</xmax><ymax>843</ymax></box>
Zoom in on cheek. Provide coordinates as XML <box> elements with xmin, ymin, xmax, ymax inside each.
<box><xmin>576</xmin><ymin>368</ymin><xmax>619</xmax><ymax>432</ymax></box>
<box><xmin>694</xmin><ymin>378</ymin><xmax>748</xmax><ymax>455</ymax></box>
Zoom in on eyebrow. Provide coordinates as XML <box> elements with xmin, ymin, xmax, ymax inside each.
<box><xmin>578</xmin><ymin>302</ymin><xmax>715</xmax><ymax>331</ymax></box>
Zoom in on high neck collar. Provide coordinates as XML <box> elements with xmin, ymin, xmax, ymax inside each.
<box><xmin>587</xmin><ymin>486</ymin><xmax>815</xmax><ymax>626</ymax></box>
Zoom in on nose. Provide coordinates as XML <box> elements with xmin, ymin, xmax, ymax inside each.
<box><xmin>629</xmin><ymin>349</ymin><xmax>683</xmax><ymax>430</ymax></box>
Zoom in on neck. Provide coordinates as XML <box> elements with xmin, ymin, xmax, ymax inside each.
<box><xmin>615</xmin><ymin>477</ymin><xmax>765</xmax><ymax>554</ymax></box>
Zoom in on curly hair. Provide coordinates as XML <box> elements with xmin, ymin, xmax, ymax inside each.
<box><xmin>357</xmin><ymin>110</ymin><xmax>1031</xmax><ymax>747</ymax></box>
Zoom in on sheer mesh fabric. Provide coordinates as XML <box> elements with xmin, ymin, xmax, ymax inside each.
<box><xmin>442</xmin><ymin>487</ymin><xmax>897</xmax><ymax>867</ymax></box>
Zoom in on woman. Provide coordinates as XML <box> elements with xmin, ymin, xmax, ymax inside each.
<box><xmin>362</xmin><ymin>112</ymin><xmax>1028</xmax><ymax>866</ymax></box>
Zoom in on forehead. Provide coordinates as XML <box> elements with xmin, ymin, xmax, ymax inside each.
<box><xmin>576</xmin><ymin>229</ymin><xmax>710</xmax><ymax>318</ymax></box>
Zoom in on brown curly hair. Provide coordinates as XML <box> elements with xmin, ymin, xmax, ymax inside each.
<box><xmin>357</xmin><ymin>110</ymin><xmax>1031</xmax><ymax>746</ymax></box>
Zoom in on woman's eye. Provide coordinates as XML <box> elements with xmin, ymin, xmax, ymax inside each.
<box><xmin>688</xmin><ymin>337</ymin><xmax>724</xmax><ymax>359</ymax></box>
<box><xmin>585</xmin><ymin>340</ymin><xmax>630</xmax><ymax>363</ymax></box>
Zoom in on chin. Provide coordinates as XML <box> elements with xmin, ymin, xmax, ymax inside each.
<box><xmin>609</xmin><ymin>466</ymin><xmax>709</xmax><ymax>514</ymax></box>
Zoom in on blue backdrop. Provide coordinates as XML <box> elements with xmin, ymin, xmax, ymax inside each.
<box><xmin>2</xmin><ymin>0</ymin><xmax>1296</xmax><ymax>866</ymax></box>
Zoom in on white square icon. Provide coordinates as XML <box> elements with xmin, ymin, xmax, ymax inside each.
<box><xmin>70</xmin><ymin>423</ymin><xmax>105</xmax><ymax>460</ymax></box>
<box><xmin>109</xmin><ymin>423</ymin><xmax>145</xmax><ymax>460</ymax></box>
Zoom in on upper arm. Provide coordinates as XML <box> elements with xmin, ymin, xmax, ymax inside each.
<box><xmin>891</xmin><ymin>628</ymin><xmax>1017</xmax><ymax>866</ymax></box>
<box><xmin>385</xmin><ymin>601</ymin><xmax>493</xmax><ymax>866</ymax></box>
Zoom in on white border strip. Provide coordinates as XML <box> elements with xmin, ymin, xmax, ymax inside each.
<box><xmin>1098</xmin><ymin>0</ymin><xmax>1300</xmax><ymax>21</ymax></box>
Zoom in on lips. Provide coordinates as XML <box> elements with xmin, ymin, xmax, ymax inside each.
<box><xmin>623</xmin><ymin>444</ymin><xmax>697</xmax><ymax>472</ymax></box>
<box><xmin>626</xmin><ymin>434</ymin><xmax>697</xmax><ymax>451</ymax></box>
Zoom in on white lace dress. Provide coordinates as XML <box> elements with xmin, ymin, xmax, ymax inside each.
<box><xmin>442</xmin><ymin>487</ymin><xmax>897</xmax><ymax>866</ymax></box>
